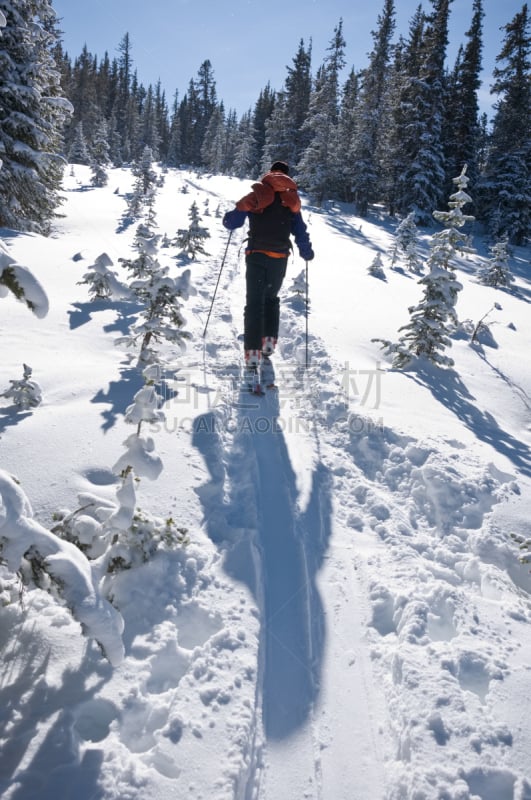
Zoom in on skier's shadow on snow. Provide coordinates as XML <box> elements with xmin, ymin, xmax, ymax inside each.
<box><xmin>193</xmin><ymin>402</ymin><xmax>332</xmax><ymax>741</ymax></box>
<box><xmin>413</xmin><ymin>365</ymin><xmax>531</xmax><ymax>478</ymax></box>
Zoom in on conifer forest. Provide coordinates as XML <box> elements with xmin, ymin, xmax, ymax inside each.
<box><xmin>0</xmin><ymin>0</ymin><xmax>530</xmax><ymax>244</ymax></box>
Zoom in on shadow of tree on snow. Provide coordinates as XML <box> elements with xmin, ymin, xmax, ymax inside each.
<box><xmin>410</xmin><ymin>363</ymin><xmax>531</xmax><ymax>478</ymax></box>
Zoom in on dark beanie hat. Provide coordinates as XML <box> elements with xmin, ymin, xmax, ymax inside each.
<box><xmin>271</xmin><ymin>161</ymin><xmax>290</xmax><ymax>175</ymax></box>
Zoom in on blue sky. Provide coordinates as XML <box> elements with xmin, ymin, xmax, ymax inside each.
<box><xmin>52</xmin><ymin>0</ymin><xmax>524</xmax><ymax>119</ymax></box>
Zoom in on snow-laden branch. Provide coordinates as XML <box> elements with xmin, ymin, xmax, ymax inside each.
<box><xmin>0</xmin><ymin>470</ymin><xmax>124</xmax><ymax>665</ymax></box>
<box><xmin>0</xmin><ymin>241</ymin><xmax>49</xmax><ymax>318</ymax></box>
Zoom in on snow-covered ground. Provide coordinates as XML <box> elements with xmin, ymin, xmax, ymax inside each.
<box><xmin>1</xmin><ymin>165</ymin><xmax>530</xmax><ymax>800</ymax></box>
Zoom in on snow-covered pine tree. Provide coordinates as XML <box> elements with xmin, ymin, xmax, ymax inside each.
<box><xmin>443</xmin><ymin>0</ymin><xmax>484</xmax><ymax>202</ymax></box>
<box><xmin>175</xmin><ymin>201</ymin><xmax>210</xmax><ymax>260</ymax></box>
<box><xmin>479</xmin><ymin>237</ymin><xmax>514</xmax><ymax>288</ymax></box>
<box><xmin>262</xmin><ymin>39</ymin><xmax>312</xmax><ymax>173</ymax></box>
<box><xmin>478</xmin><ymin>5</ymin><xmax>531</xmax><ymax>244</ymax></box>
<box><xmin>0</xmin><ymin>1</ymin><xmax>73</xmax><ymax>233</ymax></box>
<box><xmin>393</xmin><ymin>0</ymin><xmax>451</xmax><ymax>223</ymax></box>
<box><xmin>118</xmin><ymin>229</ymin><xmax>193</xmax><ymax>365</ymax></box>
<box><xmin>69</xmin><ymin>121</ymin><xmax>91</xmax><ymax>165</ymax></box>
<box><xmin>375</xmin><ymin>166</ymin><xmax>474</xmax><ymax>368</ymax></box>
<box><xmin>1</xmin><ymin>364</ymin><xmax>42</xmax><ymax>410</ymax></box>
<box><xmin>368</xmin><ymin>252</ymin><xmax>386</xmax><ymax>279</ymax></box>
<box><xmin>349</xmin><ymin>0</ymin><xmax>396</xmax><ymax>216</ymax></box>
<box><xmin>232</xmin><ymin>111</ymin><xmax>257</xmax><ymax>179</ymax></box>
<box><xmin>392</xmin><ymin>211</ymin><xmax>423</xmax><ymax>273</ymax></box>
<box><xmin>129</xmin><ymin>146</ymin><xmax>158</xmax><ymax>216</ymax></box>
<box><xmin>250</xmin><ymin>84</ymin><xmax>276</xmax><ymax>177</ymax></box>
<box><xmin>201</xmin><ymin>105</ymin><xmax>226</xmax><ymax>174</ymax></box>
<box><xmin>297</xmin><ymin>21</ymin><xmax>346</xmax><ymax>203</ymax></box>
<box><xmin>90</xmin><ymin>118</ymin><xmax>111</xmax><ymax>187</ymax></box>
<box><xmin>334</xmin><ymin>67</ymin><xmax>361</xmax><ymax>202</ymax></box>
<box><xmin>77</xmin><ymin>252</ymin><xmax>129</xmax><ymax>300</ymax></box>
<box><xmin>166</xmin><ymin>90</ymin><xmax>182</xmax><ymax>168</ymax></box>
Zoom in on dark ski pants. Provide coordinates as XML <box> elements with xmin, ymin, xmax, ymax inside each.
<box><xmin>244</xmin><ymin>252</ymin><xmax>288</xmax><ymax>351</ymax></box>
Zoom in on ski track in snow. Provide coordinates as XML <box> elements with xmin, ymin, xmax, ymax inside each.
<box><xmin>1</xmin><ymin>167</ymin><xmax>531</xmax><ymax>800</ymax></box>
<box><xmin>187</xmin><ymin>207</ymin><xmax>531</xmax><ymax>798</ymax></box>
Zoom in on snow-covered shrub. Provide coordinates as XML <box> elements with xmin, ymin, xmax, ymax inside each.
<box><xmin>0</xmin><ymin>241</ymin><xmax>49</xmax><ymax>318</ymax></box>
<box><xmin>52</xmin><ymin>470</ymin><xmax>189</xmax><ymax>579</ymax></box>
<box><xmin>0</xmin><ymin>470</ymin><xmax>124</xmax><ymax>665</ymax></box>
<box><xmin>77</xmin><ymin>252</ymin><xmax>129</xmax><ymax>300</ymax></box>
<box><xmin>464</xmin><ymin>302</ymin><xmax>502</xmax><ymax>347</ymax></box>
<box><xmin>174</xmin><ymin>201</ymin><xmax>210</xmax><ymax>260</ymax></box>
<box><xmin>1</xmin><ymin>363</ymin><xmax>42</xmax><ymax>409</ymax></box>
<box><xmin>104</xmin><ymin>500</ymin><xmax>189</xmax><ymax>576</ymax></box>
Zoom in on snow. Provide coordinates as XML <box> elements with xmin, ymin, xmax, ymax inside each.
<box><xmin>0</xmin><ymin>164</ymin><xmax>530</xmax><ymax>799</ymax></box>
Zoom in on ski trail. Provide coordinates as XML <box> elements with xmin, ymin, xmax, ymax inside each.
<box><xmin>192</xmin><ymin>238</ymin><xmax>389</xmax><ymax>799</ymax></box>
<box><xmin>192</xmin><ymin>240</ymin><xmax>330</xmax><ymax>798</ymax></box>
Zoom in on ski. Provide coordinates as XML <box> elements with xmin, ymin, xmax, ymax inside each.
<box><xmin>241</xmin><ymin>356</ymin><xmax>277</xmax><ymax>396</ymax></box>
<box><xmin>242</xmin><ymin>365</ymin><xmax>264</xmax><ymax>396</ymax></box>
<box><xmin>260</xmin><ymin>355</ymin><xmax>277</xmax><ymax>390</ymax></box>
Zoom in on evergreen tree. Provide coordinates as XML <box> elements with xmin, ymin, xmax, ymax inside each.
<box><xmin>232</xmin><ymin>111</ymin><xmax>256</xmax><ymax>178</ymax></box>
<box><xmin>376</xmin><ymin>167</ymin><xmax>474</xmax><ymax>368</ymax></box>
<box><xmin>335</xmin><ymin>67</ymin><xmax>361</xmax><ymax>202</ymax></box>
<box><xmin>175</xmin><ymin>201</ymin><xmax>210</xmax><ymax>260</ymax></box>
<box><xmin>178</xmin><ymin>80</ymin><xmax>199</xmax><ymax>164</ymax></box>
<box><xmin>166</xmin><ymin>91</ymin><xmax>182</xmax><ymax>167</ymax></box>
<box><xmin>368</xmin><ymin>252</ymin><xmax>386</xmax><ymax>279</ymax></box>
<box><xmin>297</xmin><ymin>20</ymin><xmax>346</xmax><ymax>203</ymax></box>
<box><xmin>479</xmin><ymin>4</ymin><xmax>531</xmax><ymax>244</ymax></box>
<box><xmin>444</xmin><ymin>0</ymin><xmax>484</xmax><ymax>199</ymax></box>
<box><xmin>90</xmin><ymin>118</ymin><xmax>111</xmax><ymax>186</ymax></box>
<box><xmin>381</xmin><ymin>14</ymin><xmax>426</xmax><ymax>217</ymax></box>
<box><xmin>479</xmin><ymin>237</ymin><xmax>514</xmax><ymax>287</ymax></box>
<box><xmin>349</xmin><ymin>0</ymin><xmax>396</xmax><ymax>216</ymax></box>
<box><xmin>394</xmin><ymin>0</ymin><xmax>451</xmax><ymax>223</ymax></box>
<box><xmin>1</xmin><ymin>363</ymin><xmax>42</xmax><ymax>410</ymax></box>
<box><xmin>0</xmin><ymin>0</ymin><xmax>73</xmax><ymax>233</ymax></box>
<box><xmin>201</xmin><ymin>104</ymin><xmax>226</xmax><ymax>173</ymax></box>
<box><xmin>392</xmin><ymin>211</ymin><xmax>423</xmax><ymax>273</ymax></box>
<box><xmin>116</xmin><ymin>32</ymin><xmax>133</xmax><ymax>154</ymax></box>
<box><xmin>262</xmin><ymin>39</ymin><xmax>312</xmax><ymax>172</ymax></box>
<box><xmin>69</xmin><ymin>121</ymin><xmax>91</xmax><ymax>164</ymax></box>
<box><xmin>118</xmin><ymin>230</ymin><xmax>192</xmax><ymax>366</ymax></box>
<box><xmin>64</xmin><ymin>45</ymin><xmax>99</xmax><ymax>153</ymax></box>
<box><xmin>139</xmin><ymin>84</ymin><xmax>162</xmax><ymax>159</ymax></box>
<box><xmin>195</xmin><ymin>59</ymin><xmax>217</xmax><ymax>162</ymax></box>
<box><xmin>251</xmin><ymin>84</ymin><xmax>276</xmax><ymax>176</ymax></box>
<box><xmin>223</xmin><ymin>108</ymin><xmax>239</xmax><ymax>173</ymax></box>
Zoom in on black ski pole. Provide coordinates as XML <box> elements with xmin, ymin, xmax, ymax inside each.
<box><xmin>203</xmin><ymin>230</ymin><xmax>233</xmax><ymax>338</ymax></box>
<box><xmin>305</xmin><ymin>259</ymin><xmax>309</xmax><ymax>368</ymax></box>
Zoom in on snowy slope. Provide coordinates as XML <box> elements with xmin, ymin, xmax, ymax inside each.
<box><xmin>1</xmin><ymin>165</ymin><xmax>530</xmax><ymax>800</ymax></box>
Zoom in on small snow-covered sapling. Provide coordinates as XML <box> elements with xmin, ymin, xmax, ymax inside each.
<box><xmin>1</xmin><ymin>364</ymin><xmax>42</xmax><ymax>410</ymax></box>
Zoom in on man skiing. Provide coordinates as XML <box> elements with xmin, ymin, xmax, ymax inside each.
<box><xmin>222</xmin><ymin>161</ymin><xmax>314</xmax><ymax>385</ymax></box>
